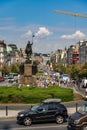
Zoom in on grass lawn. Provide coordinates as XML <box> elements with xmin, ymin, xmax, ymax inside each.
<box><xmin>0</xmin><ymin>86</ymin><xmax>74</xmax><ymax>103</ymax></box>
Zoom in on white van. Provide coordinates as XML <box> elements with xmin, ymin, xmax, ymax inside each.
<box><xmin>61</xmin><ymin>74</ymin><xmax>70</xmax><ymax>82</ymax></box>
<box><xmin>82</xmin><ymin>78</ymin><xmax>87</xmax><ymax>88</ymax></box>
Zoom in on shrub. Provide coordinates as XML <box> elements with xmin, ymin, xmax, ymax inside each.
<box><xmin>0</xmin><ymin>86</ymin><xmax>74</xmax><ymax>103</ymax></box>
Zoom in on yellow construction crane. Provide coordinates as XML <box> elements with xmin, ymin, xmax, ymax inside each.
<box><xmin>55</xmin><ymin>10</ymin><xmax>87</xmax><ymax>18</ymax></box>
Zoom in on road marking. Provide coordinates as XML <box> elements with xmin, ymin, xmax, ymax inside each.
<box><xmin>11</xmin><ymin>124</ymin><xmax>67</xmax><ymax>130</ymax></box>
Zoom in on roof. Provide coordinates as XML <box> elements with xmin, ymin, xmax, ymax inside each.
<box><xmin>8</xmin><ymin>44</ymin><xmax>17</xmax><ymax>50</ymax></box>
<box><xmin>42</xmin><ymin>98</ymin><xmax>61</xmax><ymax>103</ymax></box>
<box><xmin>6</xmin><ymin>45</ymin><xmax>12</xmax><ymax>52</ymax></box>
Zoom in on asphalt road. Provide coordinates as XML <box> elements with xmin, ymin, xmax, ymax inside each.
<box><xmin>0</xmin><ymin>80</ymin><xmax>17</xmax><ymax>87</ymax></box>
<box><xmin>0</xmin><ymin>118</ymin><xmax>68</xmax><ymax>130</ymax></box>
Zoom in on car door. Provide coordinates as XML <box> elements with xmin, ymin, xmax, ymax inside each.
<box><xmin>33</xmin><ymin>104</ymin><xmax>49</xmax><ymax>122</ymax></box>
<box><xmin>44</xmin><ymin>103</ymin><xmax>57</xmax><ymax>121</ymax></box>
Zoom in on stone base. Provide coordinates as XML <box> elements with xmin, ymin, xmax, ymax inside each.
<box><xmin>19</xmin><ymin>75</ymin><xmax>36</xmax><ymax>85</ymax></box>
<box><xmin>24</xmin><ymin>64</ymin><xmax>32</xmax><ymax>76</ymax></box>
<box><xmin>19</xmin><ymin>63</ymin><xmax>36</xmax><ymax>86</ymax></box>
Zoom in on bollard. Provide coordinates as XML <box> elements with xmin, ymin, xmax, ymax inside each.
<box><xmin>76</xmin><ymin>103</ymin><xmax>78</xmax><ymax>112</ymax></box>
<box><xmin>85</xmin><ymin>88</ymin><xmax>87</xmax><ymax>101</ymax></box>
<box><xmin>6</xmin><ymin>106</ymin><xmax>8</xmax><ymax>116</ymax></box>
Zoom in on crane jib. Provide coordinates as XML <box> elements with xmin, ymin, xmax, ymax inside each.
<box><xmin>55</xmin><ymin>10</ymin><xmax>87</xmax><ymax>18</ymax></box>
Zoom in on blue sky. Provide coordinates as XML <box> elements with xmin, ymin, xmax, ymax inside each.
<box><xmin>0</xmin><ymin>0</ymin><xmax>87</xmax><ymax>53</ymax></box>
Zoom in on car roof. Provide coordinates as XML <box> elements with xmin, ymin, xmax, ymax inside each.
<box><xmin>42</xmin><ymin>98</ymin><xmax>61</xmax><ymax>103</ymax></box>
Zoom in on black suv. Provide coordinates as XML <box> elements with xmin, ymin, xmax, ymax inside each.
<box><xmin>67</xmin><ymin>101</ymin><xmax>87</xmax><ymax>130</ymax></box>
<box><xmin>17</xmin><ymin>98</ymin><xmax>68</xmax><ymax>126</ymax></box>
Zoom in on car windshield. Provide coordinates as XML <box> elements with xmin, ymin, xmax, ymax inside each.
<box><xmin>78</xmin><ymin>105</ymin><xmax>87</xmax><ymax>114</ymax></box>
<box><xmin>31</xmin><ymin>104</ymin><xmax>48</xmax><ymax>112</ymax></box>
<box><xmin>31</xmin><ymin>105</ymin><xmax>40</xmax><ymax>111</ymax></box>
<box><xmin>63</xmin><ymin>74</ymin><xmax>68</xmax><ymax>77</ymax></box>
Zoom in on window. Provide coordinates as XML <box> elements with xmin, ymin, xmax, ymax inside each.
<box><xmin>37</xmin><ymin>104</ymin><xmax>48</xmax><ymax>112</ymax></box>
<box><xmin>48</xmin><ymin>103</ymin><xmax>57</xmax><ymax>110</ymax></box>
<box><xmin>57</xmin><ymin>104</ymin><xmax>66</xmax><ymax>110</ymax></box>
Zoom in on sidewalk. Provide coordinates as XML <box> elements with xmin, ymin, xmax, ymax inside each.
<box><xmin>0</xmin><ymin>107</ymin><xmax>77</xmax><ymax>119</ymax></box>
<box><xmin>0</xmin><ymin>110</ymin><xmax>20</xmax><ymax>118</ymax></box>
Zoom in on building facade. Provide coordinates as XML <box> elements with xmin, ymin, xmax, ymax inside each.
<box><xmin>0</xmin><ymin>40</ymin><xmax>7</xmax><ymax>67</ymax></box>
<box><xmin>79</xmin><ymin>40</ymin><xmax>87</xmax><ymax>64</ymax></box>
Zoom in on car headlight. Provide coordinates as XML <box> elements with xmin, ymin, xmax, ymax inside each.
<box><xmin>19</xmin><ymin>114</ymin><xmax>24</xmax><ymax>117</ymax></box>
<box><xmin>74</xmin><ymin>119</ymin><xmax>80</xmax><ymax>124</ymax></box>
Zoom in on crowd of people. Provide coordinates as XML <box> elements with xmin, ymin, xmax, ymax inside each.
<box><xmin>36</xmin><ymin>65</ymin><xmax>87</xmax><ymax>89</ymax></box>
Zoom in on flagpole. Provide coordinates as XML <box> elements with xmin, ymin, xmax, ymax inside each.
<box><xmin>32</xmin><ymin>34</ymin><xmax>35</xmax><ymax>64</ymax></box>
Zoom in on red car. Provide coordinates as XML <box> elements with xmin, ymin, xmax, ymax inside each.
<box><xmin>0</xmin><ymin>76</ymin><xmax>4</xmax><ymax>82</ymax></box>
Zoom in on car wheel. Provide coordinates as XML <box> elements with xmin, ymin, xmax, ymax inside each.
<box><xmin>56</xmin><ymin>115</ymin><xmax>64</xmax><ymax>124</ymax></box>
<box><xmin>23</xmin><ymin>117</ymin><xmax>32</xmax><ymax>126</ymax></box>
<box><xmin>81</xmin><ymin>125</ymin><xmax>87</xmax><ymax>130</ymax></box>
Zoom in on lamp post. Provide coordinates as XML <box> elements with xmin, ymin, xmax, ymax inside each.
<box><xmin>32</xmin><ymin>34</ymin><xmax>35</xmax><ymax>44</ymax></box>
<box><xmin>32</xmin><ymin>34</ymin><xmax>35</xmax><ymax>64</ymax></box>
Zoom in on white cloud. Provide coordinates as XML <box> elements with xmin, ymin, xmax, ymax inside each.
<box><xmin>21</xmin><ymin>26</ymin><xmax>52</xmax><ymax>39</ymax></box>
<box><xmin>21</xmin><ymin>30</ymin><xmax>32</xmax><ymax>39</ymax></box>
<box><xmin>0</xmin><ymin>18</ymin><xmax>86</xmax><ymax>53</ymax></box>
<box><xmin>25</xmin><ymin>30</ymin><xmax>32</xmax><ymax>37</ymax></box>
<box><xmin>35</xmin><ymin>27</ymin><xmax>52</xmax><ymax>37</ymax></box>
<box><xmin>61</xmin><ymin>30</ymin><xmax>85</xmax><ymax>39</ymax></box>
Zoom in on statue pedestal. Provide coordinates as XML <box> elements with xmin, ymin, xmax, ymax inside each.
<box><xmin>24</xmin><ymin>64</ymin><xmax>32</xmax><ymax>76</ymax></box>
<box><xmin>19</xmin><ymin>64</ymin><xmax>36</xmax><ymax>85</ymax></box>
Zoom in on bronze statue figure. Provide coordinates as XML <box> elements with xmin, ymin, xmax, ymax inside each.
<box><xmin>25</xmin><ymin>41</ymin><xmax>33</xmax><ymax>64</ymax></box>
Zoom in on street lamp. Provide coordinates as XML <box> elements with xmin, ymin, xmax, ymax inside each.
<box><xmin>32</xmin><ymin>34</ymin><xmax>35</xmax><ymax>64</ymax></box>
<box><xmin>32</xmin><ymin>34</ymin><xmax>35</xmax><ymax>44</ymax></box>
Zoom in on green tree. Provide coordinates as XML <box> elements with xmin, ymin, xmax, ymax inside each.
<box><xmin>46</xmin><ymin>60</ymin><xmax>50</xmax><ymax>65</ymax></box>
<box><xmin>33</xmin><ymin>60</ymin><xmax>40</xmax><ymax>66</ymax></box>
<box><xmin>10</xmin><ymin>63</ymin><xmax>19</xmax><ymax>73</ymax></box>
<box><xmin>79</xmin><ymin>62</ymin><xmax>87</xmax><ymax>77</ymax></box>
<box><xmin>1</xmin><ymin>63</ymin><xmax>10</xmax><ymax>75</ymax></box>
<box><xmin>53</xmin><ymin>63</ymin><xmax>67</xmax><ymax>73</ymax></box>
